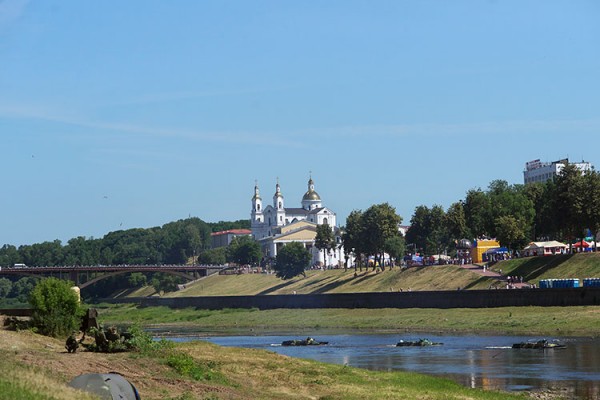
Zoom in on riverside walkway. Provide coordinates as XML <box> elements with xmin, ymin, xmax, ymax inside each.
<box><xmin>458</xmin><ymin>263</ymin><xmax>530</xmax><ymax>289</ymax></box>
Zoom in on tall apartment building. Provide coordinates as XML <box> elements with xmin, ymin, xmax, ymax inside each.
<box><xmin>523</xmin><ymin>158</ymin><xmax>593</xmax><ymax>184</ymax></box>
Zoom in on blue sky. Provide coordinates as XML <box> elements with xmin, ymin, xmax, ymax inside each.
<box><xmin>1</xmin><ymin>1</ymin><xmax>599</xmax><ymax>246</ymax></box>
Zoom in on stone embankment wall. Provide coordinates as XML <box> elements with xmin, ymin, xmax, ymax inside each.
<box><xmin>110</xmin><ymin>287</ymin><xmax>600</xmax><ymax>310</ymax></box>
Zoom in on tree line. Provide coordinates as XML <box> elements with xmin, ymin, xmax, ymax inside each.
<box><xmin>405</xmin><ymin>164</ymin><xmax>600</xmax><ymax>256</ymax></box>
<box><xmin>0</xmin><ymin>218</ymin><xmax>249</xmax><ymax>268</ymax></box>
<box><xmin>0</xmin><ymin>218</ymin><xmax>251</xmax><ymax>302</ymax></box>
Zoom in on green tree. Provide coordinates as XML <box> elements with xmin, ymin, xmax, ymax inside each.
<box><xmin>150</xmin><ymin>273</ymin><xmax>181</xmax><ymax>294</ymax></box>
<box><xmin>485</xmin><ymin>180</ymin><xmax>534</xmax><ymax>240</ymax></box>
<box><xmin>199</xmin><ymin>247</ymin><xmax>227</xmax><ymax>265</ymax></box>
<box><xmin>445</xmin><ymin>202</ymin><xmax>469</xmax><ymax>243</ymax></box>
<box><xmin>21</xmin><ymin>240</ymin><xmax>64</xmax><ymax>266</ymax></box>
<box><xmin>0</xmin><ymin>244</ymin><xmax>21</xmax><ymax>267</ymax></box>
<box><xmin>274</xmin><ymin>242</ymin><xmax>311</xmax><ymax>280</ymax></box>
<box><xmin>0</xmin><ymin>278</ymin><xmax>12</xmax><ymax>298</ymax></box>
<box><xmin>425</xmin><ymin>205</ymin><xmax>448</xmax><ymax>259</ymax></box>
<box><xmin>29</xmin><ymin>278</ymin><xmax>82</xmax><ymax>337</ymax></box>
<box><xmin>405</xmin><ymin>205</ymin><xmax>430</xmax><ymax>254</ymax></box>
<box><xmin>361</xmin><ymin>203</ymin><xmax>402</xmax><ymax>270</ymax></box>
<box><xmin>208</xmin><ymin>219</ymin><xmax>251</xmax><ymax>232</ymax></box>
<box><xmin>384</xmin><ymin>235</ymin><xmax>405</xmax><ymax>267</ymax></box>
<box><xmin>463</xmin><ymin>189</ymin><xmax>490</xmax><ymax>238</ymax></box>
<box><xmin>523</xmin><ymin>182</ymin><xmax>549</xmax><ymax>240</ymax></box>
<box><xmin>583</xmin><ymin>168</ymin><xmax>600</xmax><ymax>250</ymax></box>
<box><xmin>342</xmin><ymin>210</ymin><xmax>364</xmax><ymax>270</ymax></box>
<box><xmin>127</xmin><ymin>272</ymin><xmax>148</xmax><ymax>287</ymax></box>
<box><xmin>554</xmin><ymin>164</ymin><xmax>587</xmax><ymax>247</ymax></box>
<box><xmin>226</xmin><ymin>236</ymin><xmax>262</xmax><ymax>265</ymax></box>
<box><xmin>63</xmin><ymin>236</ymin><xmax>100</xmax><ymax>266</ymax></box>
<box><xmin>495</xmin><ymin>215</ymin><xmax>527</xmax><ymax>250</ymax></box>
<box><xmin>11</xmin><ymin>277</ymin><xmax>37</xmax><ymax>303</ymax></box>
<box><xmin>315</xmin><ymin>224</ymin><xmax>336</xmax><ymax>267</ymax></box>
<box><xmin>406</xmin><ymin>205</ymin><xmax>447</xmax><ymax>256</ymax></box>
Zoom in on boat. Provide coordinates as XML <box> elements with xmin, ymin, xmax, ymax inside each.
<box><xmin>281</xmin><ymin>337</ymin><xmax>328</xmax><ymax>346</ymax></box>
<box><xmin>396</xmin><ymin>338</ymin><xmax>443</xmax><ymax>347</ymax></box>
<box><xmin>512</xmin><ymin>339</ymin><xmax>566</xmax><ymax>349</ymax></box>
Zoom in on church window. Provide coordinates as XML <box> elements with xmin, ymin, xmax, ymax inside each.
<box><xmin>278</xmin><ymin>201</ymin><xmax>282</xmax><ymax>209</ymax></box>
<box><xmin>257</xmin><ymin>204</ymin><xmax>261</xmax><ymax>211</ymax></box>
<box><xmin>323</xmin><ymin>217</ymin><xmax>328</xmax><ymax>225</ymax></box>
<box><xmin>268</xmin><ymin>217</ymin><xmax>271</xmax><ymax>225</ymax></box>
<box><xmin>280</xmin><ymin>216</ymin><xmax>282</xmax><ymax>222</ymax></box>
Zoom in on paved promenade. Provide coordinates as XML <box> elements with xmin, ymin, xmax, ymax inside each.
<box><xmin>459</xmin><ymin>263</ymin><xmax>530</xmax><ymax>288</ymax></box>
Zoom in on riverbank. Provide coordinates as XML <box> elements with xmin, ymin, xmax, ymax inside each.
<box><xmin>98</xmin><ymin>304</ymin><xmax>600</xmax><ymax>337</ymax></box>
<box><xmin>0</xmin><ymin>323</ymin><xmax>532</xmax><ymax>400</ymax></box>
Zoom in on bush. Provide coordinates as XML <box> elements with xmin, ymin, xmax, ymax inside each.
<box><xmin>29</xmin><ymin>278</ymin><xmax>82</xmax><ymax>338</ymax></box>
<box><xmin>84</xmin><ymin>324</ymin><xmax>173</xmax><ymax>354</ymax></box>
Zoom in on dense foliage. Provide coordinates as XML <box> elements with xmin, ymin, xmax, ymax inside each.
<box><xmin>0</xmin><ymin>218</ymin><xmax>249</xmax><ymax>300</ymax></box>
<box><xmin>274</xmin><ymin>242</ymin><xmax>311</xmax><ymax>279</ymax></box>
<box><xmin>29</xmin><ymin>278</ymin><xmax>82</xmax><ymax>337</ymax></box>
<box><xmin>0</xmin><ymin>217</ymin><xmax>250</xmax><ymax>267</ymax></box>
<box><xmin>342</xmin><ymin>203</ymin><xmax>403</xmax><ymax>270</ymax></box>
<box><xmin>406</xmin><ymin>165</ymin><xmax>600</xmax><ymax>256</ymax></box>
<box><xmin>226</xmin><ymin>235</ymin><xmax>262</xmax><ymax>266</ymax></box>
<box><xmin>314</xmin><ymin>223</ymin><xmax>336</xmax><ymax>266</ymax></box>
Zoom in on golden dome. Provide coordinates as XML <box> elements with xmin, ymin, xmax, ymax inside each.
<box><xmin>302</xmin><ymin>190</ymin><xmax>321</xmax><ymax>201</ymax></box>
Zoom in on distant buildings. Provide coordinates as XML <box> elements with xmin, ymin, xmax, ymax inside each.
<box><xmin>523</xmin><ymin>158</ymin><xmax>593</xmax><ymax>185</ymax></box>
<box><xmin>250</xmin><ymin>177</ymin><xmax>343</xmax><ymax>267</ymax></box>
<box><xmin>211</xmin><ymin>229</ymin><xmax>252</xmax><ymax>248</ymax></box>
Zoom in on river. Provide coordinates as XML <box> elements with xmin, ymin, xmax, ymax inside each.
<box><xmin>163</xmin><ymin>332</ymin><xmax>600</xmax><ymax>399</ymax></box>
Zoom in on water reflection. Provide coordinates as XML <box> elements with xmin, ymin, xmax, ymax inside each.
<box><xmin>163</xmin><ymin>333</ymin><xmax>600</xmax><ymax>399</ymax></box>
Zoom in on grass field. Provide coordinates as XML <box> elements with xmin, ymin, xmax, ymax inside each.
<box><xmin>166</xmin><ymin>265</ymin><xmax>497</xmax><ymax>298</ymax></box>
<box><xmin>98</xmin><ymin>303</ymin><xmax>600</xmax><ymax>337</ymax></box>
<box><xmin>150</xmin><ymin>252</ymin><xmax>600</xmax><ymax>298</ymax></box>
<box><xmin>487</xmin><ymin>252</ymin><xmax>600</xmax><ymax>282</ymax></box>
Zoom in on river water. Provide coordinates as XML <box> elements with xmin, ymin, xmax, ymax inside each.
<box><xmin>164</xmin><ymin>332</ymin><xmax>600</xmax><ymax>399</ymax></box>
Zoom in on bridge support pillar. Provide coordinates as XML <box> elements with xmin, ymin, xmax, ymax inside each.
<box><xmin>69</xmin><ymin>270</ymin><xmax>79</xmax><ymax>285</ymax></box>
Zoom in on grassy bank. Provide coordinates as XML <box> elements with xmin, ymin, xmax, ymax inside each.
<box><xmin>165</xmin><ymin>265</ymin><xmax>496</xmax><ymax>298</ymax></box>
<box><xmin>0</xmin><ymin>327</ymin><xmax>529</xmax><ymax>400</ymax></box>
<box><xmin>488</xmin><ymin>252</ymin><xmax>600</xmax><ymax>282</ymax></box>
<box><xmin>139</xmin><ymin>253</ymin><xmax>600</xmax><ymax>298</ymax></box>
<box><xmin>98</xmin><ymin>304</ymin><xmax>600</xmax><ymax>337</ymax></box>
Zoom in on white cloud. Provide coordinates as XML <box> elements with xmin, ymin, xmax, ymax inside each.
<box><xmin>0</xmin><ymin>101</ymin><xmax>305</xmax><ymax>148</ymax></box>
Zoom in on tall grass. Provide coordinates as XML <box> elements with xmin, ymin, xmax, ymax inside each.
<box><xmin>0</xmin><ymin>361</ymin><xmax>97</xmax><ymax>400</ymax></box>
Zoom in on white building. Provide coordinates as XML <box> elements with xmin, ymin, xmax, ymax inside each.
<box><xmin>523</xmin><ymin>158</ymin><xmax>593</xmax><ymax>185</ymax></box>
<box><xmin>251</xmin><ymin>177</ymin><xmax>344</xmax><ymax>267</ymax></box>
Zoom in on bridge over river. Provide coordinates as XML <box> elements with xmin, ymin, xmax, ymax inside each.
<box><xmin>0</xmin><ymin>264</ymin><xmax>228</xmax><ymax>289</ymax></box>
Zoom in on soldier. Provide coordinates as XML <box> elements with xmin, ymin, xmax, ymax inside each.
<box><xmin>105</xmin><ymin>326</ymin><xmax>120</xmax><ymax>342</ymax></box>
<box><xmin>94</xmin><ymin>326</ymin><xmax>109</xmax><ymax>352</ymax></box>
<box><xmin>65</xmin><ymin>332</ymin><xmax>79</xmax><ymax>353</ymax></box>
<box><xmin>79</xmin><ymin>308</ymin><xmax>99</xmax><ymax>342</ymax></box>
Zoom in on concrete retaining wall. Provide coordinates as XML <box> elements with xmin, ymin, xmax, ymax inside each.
<box><xmin>107</xmin><ymin>287</ymin><xmax>600</xmax><ymax>310</ymax></box>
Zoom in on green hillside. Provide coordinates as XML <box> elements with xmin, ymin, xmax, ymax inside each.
<box><xmin>162</xmin><ymin>252</ymin><xmax>600</xmax><ymax>297</ymax></box>
<box><xmin>167</xmin><ymin>264</ymin><xmax>496</xmax><ymax>297</ymax></box>
<box><xmin>487</xmin><ymin>252</ymin><xmax>600</xmax><ymax>284</ymax></box>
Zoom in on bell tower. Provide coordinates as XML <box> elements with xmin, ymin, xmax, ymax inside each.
<box><xmin>251</xmin><ymin>180</ymin><xmax>264</xmax><ymax>229</ymax></box>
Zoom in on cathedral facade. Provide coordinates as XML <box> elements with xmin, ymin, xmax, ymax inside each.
<box><xmin>251</xmin><ymin>177</ymin><xmax>343</xmax><ymax>267</ymax></box>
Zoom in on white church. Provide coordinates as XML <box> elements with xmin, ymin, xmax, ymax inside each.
<box><xmin>251</xmin><ymin>177</ymin><xmax>344</xmax><ymax>267</ymax></box>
